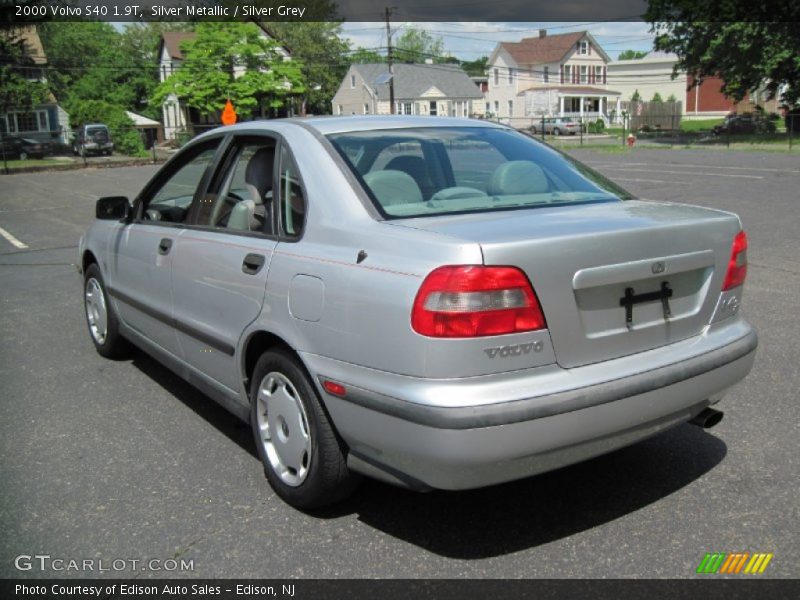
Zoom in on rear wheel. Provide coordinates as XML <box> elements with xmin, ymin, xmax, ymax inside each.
<box><xmin>250</xmin><ymin>350</ymin><xmax>359</xmax><ymax>509</ymax></box>
<box><xmin>84</xmin><ymin>264</ymin><xmax>131</xmax><ymax>359</ymax></box>
<box><xmin>553</xmin><ymin>127</ymin><xmax>561</xmax><ymax>136</ymax></box>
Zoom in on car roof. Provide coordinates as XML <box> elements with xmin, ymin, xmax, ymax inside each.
<box><xmin>197</xmin><ymin>116</ymin><xmax>506</xmax><ymax>140</ymax></box>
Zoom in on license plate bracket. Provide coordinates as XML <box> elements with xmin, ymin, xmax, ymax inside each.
<box><xmin>620</xmin><ymin>281</ymin><xmax>673</xmax><ymax>327</ymax></box>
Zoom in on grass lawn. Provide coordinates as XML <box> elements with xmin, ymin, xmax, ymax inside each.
<box><xmin>2</xmin><ymin>158</ymin><xmax>69</xmax><ymax>170</ymax></box>
<box><xmin>680</xmin><ymin>118</ymin><xmax>725</xmax><ymax>132</ymax></box>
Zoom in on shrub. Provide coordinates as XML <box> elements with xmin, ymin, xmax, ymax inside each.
<box><xmin>594</xmin><ymin>118</ymin><xmax>605</xmax><ymax>132</ymax></box>
<box><xmin>66</xmin><ymin>99</ymin><xmax>147</xmax><ymax>156</ymax></box>
<box><xmin>651</xmin><ymin>92</ymin><xmax>663</xmax><ymax>103</ymax></box>
<box><xmin>587</xmin><ymin>121</ymin><xmax>597</xmax><ymax>134</ymax></box>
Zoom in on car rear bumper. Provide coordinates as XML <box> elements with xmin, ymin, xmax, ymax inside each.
<box><xmin>302</xmin><ymin>318</ymin><xmax>757</xmax><ymax>490</ymax></box>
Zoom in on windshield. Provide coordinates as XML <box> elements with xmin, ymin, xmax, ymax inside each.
<box><xmin>327</xmin><ymin>127</ymin><xmax>633</xmax><ymax>218</ymax></box>
<box><xmin>86</xmin><ymin>126</ymin><xmax>108</xmax><ymax>134</ymax></box>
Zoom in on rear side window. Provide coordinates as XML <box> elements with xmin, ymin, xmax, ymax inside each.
<box><xmin>277</xmin><ymin>145</ymin><xmax>306</xmax><ymax>238</ymax></box>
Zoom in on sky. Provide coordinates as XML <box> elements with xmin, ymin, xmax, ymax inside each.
<box><xmin>339</xmin><ymin>21</ymin><xmax>657</xmax><ymax>61</ymax></box>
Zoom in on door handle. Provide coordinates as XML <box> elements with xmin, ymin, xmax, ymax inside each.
<box><xmin>158</xmin><ymin>238</ymin><xmax>173</xmax><ymax>255</ymax></box>
<box><xmin>242</xmin><ymin>253</ymin><xmax>266</xmax><ymax>275</ymax></box>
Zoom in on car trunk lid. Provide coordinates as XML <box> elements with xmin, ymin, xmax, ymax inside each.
<box><xmin>393</xmin><ymin>200</ymin><xmax>741</xmax><ymax>368</ymax></box>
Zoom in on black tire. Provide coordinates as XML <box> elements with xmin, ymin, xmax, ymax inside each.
<box><xmin>250</xmin><ymin>349</ymin><xmax>359</xmax><ymax>509</ymax></box>
<box><xmin>19</xmin><ymin>151</ymin><xmax>28</xmax><ymax>161</ymax></box>
<box><xmin>83</xmin><ymin>263</ymin><xmax>131</xmax><ymax>359</ymax></box>
<box><xmin>553</xmin><ymin>127</ymin><xmax>561</xmax><ymax>136</ymax></box>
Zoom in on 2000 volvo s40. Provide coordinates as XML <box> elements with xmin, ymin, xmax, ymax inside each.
<box><xmin>79</xmin><ymin>117</ymin><xmax>757</xmax><ymax>508</ymax></box>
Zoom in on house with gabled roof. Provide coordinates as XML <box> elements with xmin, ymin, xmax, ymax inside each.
<box><xmin>0</xmin><ymin>25</ymin><xmax>71</xmax><ymax>147</ymax></box>
<box><xmin>484</xmin><ymin>29</ymin><xmax>620</xmax><ymax>126</ymax></box>
<box><xmin>331</xmin><ymin>63</ymin><xmax>485</xmax><ymax>118</ymax></box>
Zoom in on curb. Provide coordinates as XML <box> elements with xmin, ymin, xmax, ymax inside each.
<box><xmin>1</xmin><ymin>157</ymin><xmax>167</xmax><ymax>175</ymax></box>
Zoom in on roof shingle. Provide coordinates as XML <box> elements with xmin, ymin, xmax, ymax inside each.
<box><xmin>501</xmin><ymin>31</ymin><xmax>585</xmax><ymax>66</ymax></box>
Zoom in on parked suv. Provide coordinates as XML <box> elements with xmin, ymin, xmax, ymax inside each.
<box><xmin>73</xmin><ymin>123</ymin><xmax>114</xmax><ymax>156</ymax></box>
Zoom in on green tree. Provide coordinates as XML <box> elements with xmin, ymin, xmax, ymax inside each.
<box><xmin>39</xmin><ymin>22</ymin><xmax>160</xmax><ymax>114</ymax></box>
<box><xmin>394</xmin><ymin>26</ymin><xmax>445</xmax><ymax>63</ymax></box>
<box><xmin>151</xmin><ymin>22</ymin><xmax>305</xmax><ymax>121</ymax></box>
<box><xmin>618</xmin><ymin>50</ymin><xmax>649</xmax><ymax>60</ymax></box>
<box><xmin>0</xmin><ymin>28</ymin><xmax>50</xmax><ymax>118</ymax></box>
<box><xmin>651</xmin><ymin>92</ymin><xmax>663</xmax><ymax>102</ymax></box>
<box><xmin>349</xmin><ymin>47</ymin><xmax>385</xmax><ymax>64</ymax></box>
<box><xmin>68</xmin><ymin>100</ymin><xmax>146</xmax><ymax>156</ymax></box>
<box><xmin>645</xmin><ymin>3</ymin><xmax>800</xmax><ymax>105</ymax></box>
<box><xmin>631</xmin><ymin>89</ymin><xmax>641</xmax><ymax>102</ymax></box>
<box><xmin>269</xmin><ymin>22</ymin><xmax>349</xmax><ymax>115</ymax></box>
<box><xmin>460</xmin><ymin>56</ymin><xmax>489</xmax><ymax>77</ymax></box>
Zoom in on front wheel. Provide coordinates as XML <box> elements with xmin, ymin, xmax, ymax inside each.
<box><xmin>84</xmin><ymin>264</ymin><xmax>131</xmax><ymax>359</ymax></box>
<box><xmin>553</xmin><ymin>127</ymin><xmax>561</xmax><ymax>136</ymax></box>
<box><xmin>250</xmin><ymin>350</ymin><xmax>359</xmax><ymax>509</ymax></box>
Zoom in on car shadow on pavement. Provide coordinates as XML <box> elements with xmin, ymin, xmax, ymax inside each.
<box><xmin>131</xmin><ymin>353</ymin><xmax>259</xmax><ymax>459</ymax></box>
<box><xmin>318</xmin><ymin>424</ymin><xmax>727</xmax><ymax>559</ymax></box>
<box><xmin>129</xmin><ymin>351</ymin><xmax>726</xmax><ymax>560</ymax></box>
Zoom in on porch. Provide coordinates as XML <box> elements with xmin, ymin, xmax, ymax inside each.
<box><xmin>521</xmin><ymin>86</ymin><xmax>621</xmax><ymax>125</ymax></box>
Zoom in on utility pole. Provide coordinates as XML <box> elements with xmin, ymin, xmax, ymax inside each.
<box><xmin>385</xmin><ymin>6</ymin><xmax>395</xmax><ymax>114</ymax></box>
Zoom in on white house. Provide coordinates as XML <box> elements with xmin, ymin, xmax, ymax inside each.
<box><xmin>607</xmin><ymin>52</ymin><xmax>688</xmax><ymax>110</ymax></box>
<box><xmin>158</xmin><ymin>27</ymin><xmax>291</xmax><ymax>140</ymax></box>
<box><xmin>484</xmin><ymin>30</ymin><xmax>621</xmax><ymax>127</ymax></box>
<box><xmin>331</xmin><ymin>63</ymin><xmax>485</xmax><ymax>118</ymax></box>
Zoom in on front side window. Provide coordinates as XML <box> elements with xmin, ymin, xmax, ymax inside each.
<box><xmin>140</xmin><ymin>142</ymin><xmax>220</xmax><ymax>224</ymax></box>
<box><xmin>327</xmin><ymin>127</ymin><xmax>632</xmax><ymax>219</ymax></box>
<box><xmin>278</xmin><ymin>146</ymin><xmax>306</xmax><ymax>238</ymax></box>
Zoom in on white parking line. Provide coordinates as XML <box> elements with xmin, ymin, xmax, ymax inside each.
<box><xmin>613</xmin><ymin>178</ymin><xmax>691</xmax><ymax>185</ymax></box>
<box><xmin>0</xmin><ymin>226</ymin><xmax>28</xmax><ymax>249</ymax></box>
<box><xmin>599</xmin><ymin>167</ymin><xmax>764</xmax><ymax>179</ymax></box>
<box><xmin>588</xmin><ymin>161</ymin><xmax>799</xmax><ymax>174</ymax></box>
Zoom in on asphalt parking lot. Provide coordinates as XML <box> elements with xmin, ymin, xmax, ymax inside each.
<box><xmin>1</xmin><ymin>148</ymin><xmax>797</xmax><ymax>579</ymax></box>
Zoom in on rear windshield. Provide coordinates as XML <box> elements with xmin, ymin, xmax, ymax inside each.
<box><xmin>86</xmin><ymin>126</ymin><xmax>108</xmax><ymax>134</ymax></box>
<box><xmin>327</xmin><ymin>127</ymin><xmax>633</xmax><ymax>218</ymax></box>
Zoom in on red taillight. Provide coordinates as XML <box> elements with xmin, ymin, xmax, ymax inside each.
<box><xmin>722</xmin><ymin>230</ymin><xmax>748</xmax><ymax>291</ymax></box>
<box><xmin>411</xmin><ymin>265</ymin><xmax>546</xmax><ymax>338</ymax></box>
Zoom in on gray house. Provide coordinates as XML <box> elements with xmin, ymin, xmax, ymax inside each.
<box><xmin>331</xmin><ymin>63</ymin><xmax>485</xmax><ymax>117</ymax></box>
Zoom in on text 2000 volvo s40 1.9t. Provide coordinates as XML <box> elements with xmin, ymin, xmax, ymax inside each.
<box><xmin>79</xmin><ymin>117</ymin><xmax>757</xmax><ymax>508</ymax></box>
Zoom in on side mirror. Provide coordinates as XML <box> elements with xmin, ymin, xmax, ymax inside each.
<box><xmin>96</xmin><ymin>196</ymin><xmax>131</xmax><ymax>220</ymax></box>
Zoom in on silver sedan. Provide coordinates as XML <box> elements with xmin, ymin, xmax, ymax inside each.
<box><xmin>79</xmin><ymin>117</ymin><xmax>757</xmax><ymax>508</ymax></box>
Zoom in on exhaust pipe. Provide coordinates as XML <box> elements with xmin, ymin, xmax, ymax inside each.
<box><xmin>690</xmin><ymin>407</ymin><xmax>724</xmax><ymax>429</ymax></box>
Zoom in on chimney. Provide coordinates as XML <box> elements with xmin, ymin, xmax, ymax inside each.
<box><xmin>539</xmin><ymin>29</ymin><xmax>547</xmax><ymax>38</ymax></box>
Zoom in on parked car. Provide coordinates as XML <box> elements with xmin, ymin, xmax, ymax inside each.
<box><xmin>0</xmin><ymin>135</ymin><xmax>49</xmax><ymax>159</ymax></box>
<box><xmin>531</xmin><ymin>117</ymin><xmax>581</xmax><ymax>135</ymax></box>
<box><xmin>73</xmin><ymin>123</ymin><xmax>114</xmax><ymax>156</ymax></box>
<box><xmin>712</xmin><ymin>114</ymin><xmax>757</xmax><ymax>135</ymax></box>
<box><xmin>79</xmin><ymin>117</ymin><xmax>757</xmax><ymax>509</ymax></box>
